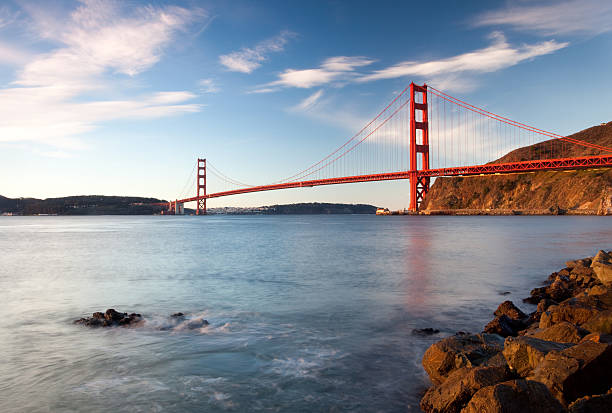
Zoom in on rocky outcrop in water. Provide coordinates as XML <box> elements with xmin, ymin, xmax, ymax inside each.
<box><xmin>74</xmin><ymin>309</ymin><xmax>143</xmax><ymax>327</ymax></box>
<box><xmin>419</xmin><ymin>250</ymin><xmax>612</xmax><ymax>412</ymax></box>
<box><xmin>74</xmin><ymin>309</ymin><xmax>209</xmax><ymax>330</ymax></box>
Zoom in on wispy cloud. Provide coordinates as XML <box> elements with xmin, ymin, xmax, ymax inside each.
<box><xmin>219</xmin><ymin>30</ymin><xmax>295</xmax><ymax>73</ymax></box>
<box><xmin>198</xmin><ymin>78</ymin><xmax>219</xmax><ymax>93</ymax></box>
<box><xmin>254</xmin><ymin>56</ymin><xmax>374</xmax><ymax>92</ymax></box>
<box><xmin>358</xmin><ymin>32</ymin><xmax>568</xmax><ymax>83</ymax></box>
<box><xmin>0</xmin><ymin>0</ymin><xmax>206</xmax><ymax>151</ymax></box>
<box><xmin>290</xmin><ymin>89</ymin><xmax>324</xmax><ymax>112</ymax></box>
<box><xmin>475</xmin><ymin>0</ymin><xmax>612</xmax><ymax>36</ymax></box>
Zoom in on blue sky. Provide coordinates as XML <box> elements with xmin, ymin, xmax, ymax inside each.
<box><xmin>1</xmin><ymin>0</ymin><xmax>611</xmax><ymax>209</ymax></box>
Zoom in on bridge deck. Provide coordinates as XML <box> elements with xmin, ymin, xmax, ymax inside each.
<box><xmin>174</xmin><ymin>154</ymin><xmax>612</xmax><ymax>203</ymax></box>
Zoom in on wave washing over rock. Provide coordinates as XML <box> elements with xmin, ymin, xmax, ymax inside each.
<box><xmin>419</xmin><ymin>249</ymin><xmax>612</xmax><ymax>412</ymax></box>
<box><xmin>74</xmin><ymin>309</ymin><xmax>211</xmax><ymax>332</ymax></box>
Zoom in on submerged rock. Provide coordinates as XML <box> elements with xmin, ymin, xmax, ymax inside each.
<box><xmin>74</xmin><ymin>309</ymin><xmax>143</xmax><ymax>328</ymax></box>
<box><xmin>412</xmin><ymin>328</ymin><xmax>440</xmax><ymax>336</ymax></box>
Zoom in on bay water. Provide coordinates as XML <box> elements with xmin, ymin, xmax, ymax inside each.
<box><xmin>1</xmin><ymin>215</ymin><xmax>611</xmax><ymax>412</ymax></box>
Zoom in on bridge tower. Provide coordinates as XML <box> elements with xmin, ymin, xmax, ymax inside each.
<box><xmin>196</xmin><ymin>158</ymin><xmax>206</xmax><ymax>215</ymax></box>
<box><xmin>409</xmin><ymin>83</ymin><xmax>429</xmax><ymax>211</ymax></box>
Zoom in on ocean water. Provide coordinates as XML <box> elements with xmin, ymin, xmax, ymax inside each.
<box><xmin>1</xmin><ymin>215</ymin><xmax>611</xmax><ymax>412</ymax></box>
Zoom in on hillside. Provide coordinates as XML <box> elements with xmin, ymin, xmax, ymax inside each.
<box><xmin>421</xmin><ymin>121</ymin><xmax>612</xmax><ymax>214</ymax></box>
<box><xmin>0</xmin><ymin>195</ymin><xmax>167</xmax><ymax>215</ymax></box>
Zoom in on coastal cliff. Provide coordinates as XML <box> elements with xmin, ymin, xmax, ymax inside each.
<box><xmin>421</xmin><ymin>122</ymin><xmax>612</xmax><ymax>215</ymax></box>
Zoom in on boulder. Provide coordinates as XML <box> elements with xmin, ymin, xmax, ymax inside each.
<box><xmin>461</xmin><ymin>379</ymin><xmax>565</xmax><ymax>413</ymax></box>
<box><xmin>591</xmin><ymin>250</ymin><xmax>612</xmax><ymax>285</ymax></box>
<box><xmin>568</xmin><ymin>388</ymin><xmax>612</xmax><ymax>412</ymax></box>
<box><xmin>587</xmin><ymin>285</ymin><xmax>609</xmax><ymax>296</ymax></box>
<box><xmin>494</xmin><ymin>301</ymin><xmax>527</xmax><ymax>320</ymax></box>
<box><xmin>539</xmin><ymin>296</ymin><xmax>604</xmax><ymax>329</ymax></box>
<box><xmin>528</xmin><ymin>341</ymin><xmax>612</xmax><ymax>405</ymax></box>
<box><xmin>581</xmin><ymin>310</ymin><xmax>612</xmax><ymax>335</ymax></box>
<box><xmin>502</xmin><ymin>336</ymin><xmax>573</xmax><ymax>377</ymax></box>
<box><xmin>420</xmin><ymin>365</ymin><xmax>511</xmax><ymax>413</ymax></box>
<box><xmin>484</xmin><ymin>315</ymin><xmax>526</xmax><ymax>337</ymax></box>
<box><xmin>422</xmin><ymin>333</ymin><xmax>505</xmax><ymax>386</ymax></box>
<box><xmin>537</xmin><ymin>298</ymin><xmax>558</xmax><ymax>313</ymax></box>
<box><xmin>566</xmin><ymin>258</ymin><xmax>592</xmax><ymax>269</ymax></box>
<box><xmin>532</xmin><ymin>322</ymin><xmax>588</xmax><ymax>344</ymax></box>
<box><xmin>580</xmin><ymin>332</ymin><xmax>612</xmax><ymax>344</ymax></box>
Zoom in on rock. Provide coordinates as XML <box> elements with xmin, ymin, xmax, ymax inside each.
<box><xmin>171</xmin><ymin>312</ymin><xmax>185</xmax><ymax>317</ymax></box>
<box><xmin>568</xmin><ymin>388</ymin><xmax>612</xmax><ymax>412</ymax></box>
<box><xmin>580</xmin><ymin>332</ymin><xmax>612</xmax><ymax>344</ymax></box>
<box><xmin>74</xmin><ymin>309</ymin><xmax>143</xmax><ymax>328</ymax></box>
<box><xmin>581</xmin><ymin>310</ymin><xmax>612</xmax><ymax>334</ymax></box>
<box><xmin>413</xmin><ymin>328</ymin><xmax>440</xmax><ymax>336</ymax></box>
<box><xmin>528</xmin><ymin>341</ymin><xmax>612</xmax><ymax>405</ymax></box>
<box><xmin>587</xmin><ymin>285</ymin><xmax>609</xmax><ymax>296</ymax></box>
<box><xmin>484</xmin><ymin>315</ymin><xmax>526</xmax><ymax>338</ymax></box>
<box><xmin>524</xmin><ymin>286</ymin><xmax>549</xmax><ymax>304</ymax></box>
<box><xmin>184</xmin><ymin>318</ymin><xmax>209</xmax><ymax>329</ymax></box>
<box><xmin>502</xmin><ymin>336</ymin><xmax>573</xmax><ymax>377</ymax></box>
<box><xmin>461</xmin><ymin>379</ymin><xmax>565</xmax><ymax>413</ymax></box>
<box><xmin>422</xmin><ymin>333</ymin><xmax>505</xmax><ymax>386</ymax></box>
<box><xmin>532</xmin><ymin>322</ymin><xmax>587</xmax><ymax>344</ymax></box>
<box><xmin>539</xmin><ymin>296</ymin><xmax>604</xmax><ymax>329</ymax></box>
<box><xmin>494</xmin><ymin>301</ymin><xmax>527</xmax><ymax>320</ymax></box>
<box><xmin>591</xmin><ymin>250</ymin><xmax>612</xmax><ymax>285</ymax></box>
<box><xmin>566</xmin><ymin>258</ymin><xmax>592</xmax><ymax>269</ymax></box>
<box><xmin>537</xmin><ymin>298</ymin><xmax>558</xmax><ymax>313</ymax></box>
<box><xmin>499</xmin><ymin>291</ymin><xmax>511</xmax><ymax>296</ymax></box>
<box><xmin>420</xmin><ymin>365</ymin><xmax>511</xmax><ymax>413</ymax></box>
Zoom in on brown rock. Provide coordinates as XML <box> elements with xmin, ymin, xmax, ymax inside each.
<box><xmin>502</xmin><ymin>336</ymin><xmax>573</xmax><ymax>377</ymax></box>
<box><xmin>566</xmin><ymin>258</ymin><xmax>592</xmax><ymax>269</ymax></box>
<box><xmin>461</xmin><ymin>379</ymin><xmax>565</xmax><ymax>413</ymax></box>
<box><xmin>532</xmin><ymin>322</ymin><xmax>588</xmax><ymax>344</ymax></box>
<box><xmin>484</xmin><ymin>315</ymin><xmax>526</xmax><ymax>338</ymax></box>
<box><xmin>580</xmin><ymin>332</ymin><xmax>612</xmax><ymax>344</ymax></box>
<box><xmin>539</xmin><ymin>296</ymin><xmax>604</xmax><ymax>329</ymax></box>
<box><xmin>587</xmin><ymin>285</ymin><xmax>609</xmax><ymax>296</ymax></box>
<box><xmin>422</xmin><ymin>333</ymin><xmax>505</xmax><ymax>386</ymax></box>
<box><xmin>528</xmin><ymin>341</ymin><xmax>612</xmax><ymax>405</ymax></box>
<box><xmin>581</xmin><ymin>310</ymin><xmax>612</xmax><ymax>335</ymax></box>
<box><xmin>537</xmin><ymin>298</ymin><xmax>558</xmax><ymax>313</ymax></box>
<box><xmin>591</xmin><ymin>250</ymin><xmax>612</xmax><ymax>285</ymax></box>
<box><xmin>568</xmin><ymin>388</ymin><xmax>612</xmax><ymax>413</ymax></box>
<box><xmin>420</xmin><ymin>365</ymin><xmax>511</xmax><ymax>413</ymax></box>
<box><xmin>494</xmin><ymin>301</ymin><xmax>527</xmax><ymax>320</ymax></box>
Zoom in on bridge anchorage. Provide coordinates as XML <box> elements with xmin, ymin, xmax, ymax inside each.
<box><xmin>164</xmin><ymin>82</ymin><xmax>612</xmax><ymax>215</ymax></box>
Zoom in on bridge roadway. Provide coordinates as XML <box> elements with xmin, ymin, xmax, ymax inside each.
<box><xmin>175</xmin><ymin>154</ymin><xmax>612</xmax><ymax>203</ymax></box>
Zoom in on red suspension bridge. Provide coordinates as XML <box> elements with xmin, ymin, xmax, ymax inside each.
<box><xmin>165</xmin><ymin>83</ymin><xmax>612</xmax><ymax>214</ymax></box>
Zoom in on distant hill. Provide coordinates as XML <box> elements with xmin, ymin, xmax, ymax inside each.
<box><xmin>0</xmin><ymin>195</ymin><xmax>167</xmax><ymax>215</ymax></box>
<box><xmin>209</xmin><ymin>202</ymin><xmax>378</xmax><ymax>215</ymax></box>
<box><xmin>422</xmin><ymin>121</ymin><xmax>612</xmax><ymax>214</ymax></box>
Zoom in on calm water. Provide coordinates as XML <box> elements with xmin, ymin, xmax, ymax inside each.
<box><xmin>1</xmin><ymin>215</ymin><xmax>611</xmax><ymax>412</ymax></box>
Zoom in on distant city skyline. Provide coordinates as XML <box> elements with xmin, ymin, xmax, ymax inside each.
<box><xmin>1</xmin><ymin>0</ymin><xmax>611</xmax><ymax>209</ymax></box>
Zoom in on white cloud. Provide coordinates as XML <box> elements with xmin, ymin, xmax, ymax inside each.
<box><xmin>198</xmin><ymin>78</ymin><xmax>219</xmax><ymax>93</ymax></box>
<box><xmin>475</xmin><ymin>0</ymin><xmax>612</xmax><ymax>35</ymax></box>
<box><xmin>0</xmin><ymin>1</ymin><xmax>206</xmax><ymax>151</ymax></box>
<box><xmin>255</xmin><ymin>56</ymin><xmax>374</xmax><ymax>92</ymax></box>
<box><xmin>358</xmin><ymin>32</ymin><xmax>568</xmax><ymax>83</ymax></box>
<box><xmin>290</xmin><ymin>89</ymin><xmax>324</xmax><ymax>112</ymax></box>
<box><xmin>219</xmin><ymin>30</ymin><xmax>295</xmax><ymax>73</ymax></box>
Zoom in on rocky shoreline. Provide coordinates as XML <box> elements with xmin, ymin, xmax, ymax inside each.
<box><xmin>419</xmin><ymin>249</ymin><xmax>612</xmax><ymax>412</ymax></box>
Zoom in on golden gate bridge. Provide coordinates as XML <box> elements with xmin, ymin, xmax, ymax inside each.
<box><xmin>163</xmin><ymin>83</ymin><xmax>612</xmax><ymax>214</ymax></box>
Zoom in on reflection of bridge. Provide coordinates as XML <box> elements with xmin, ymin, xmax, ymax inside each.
<box><xmin>165</xmin><ymin>83</ymin><xmax>612</xmax><ymax>214</ymax></box>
